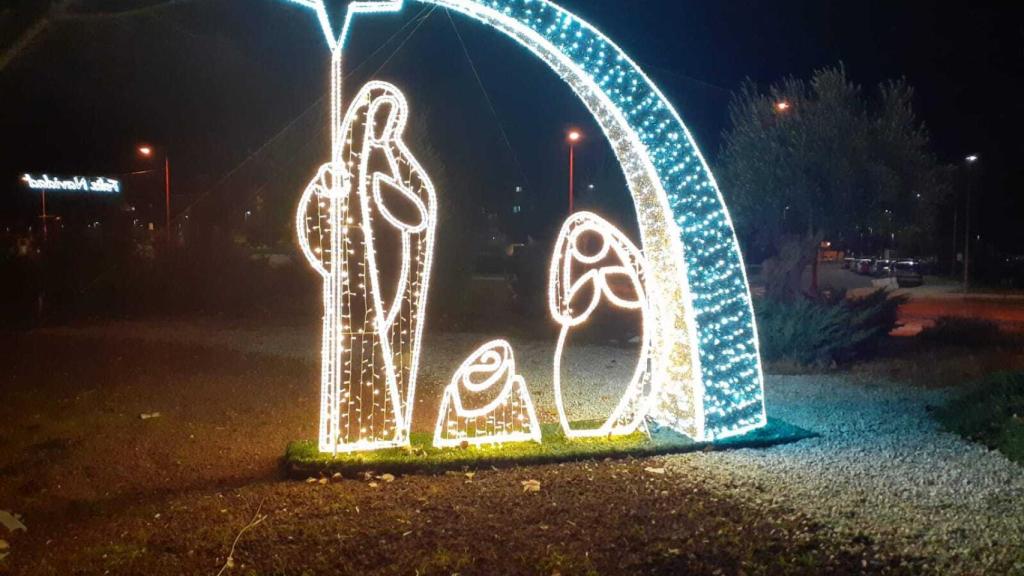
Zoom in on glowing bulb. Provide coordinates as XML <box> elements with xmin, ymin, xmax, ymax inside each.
<box><xmin>434</xmin><ymin>340</ymin><xmax>541</xmax><ymax>447</ymax></box>
<box><xmin>297</xmin><ymin>81</ymin><xmax>437</xmax><ymax>454</ymax></box>
<box><xmin>550</xmin><ymin>212</ymin><xmax>655</xmax><ymax>438</ymax></box>
<box><xmin>285</xmin><ymin>0</ymin><xmax>767</xmax><ymax>444</ymax></box>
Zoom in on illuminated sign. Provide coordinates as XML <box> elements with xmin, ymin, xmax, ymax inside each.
<box><xmin>22</xmin><ymin>174</ymin><xmax>121</xmax><ymax>194</ymax></box>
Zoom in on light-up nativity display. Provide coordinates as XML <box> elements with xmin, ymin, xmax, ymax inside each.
<box><xmin>288</xmin><ymin>0</ymin><xmax>767</xmax><ymax>454</ymax></box>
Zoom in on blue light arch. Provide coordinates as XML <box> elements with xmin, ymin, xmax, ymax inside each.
<box><xmin>284</xmin><ymin>0</ymin><xmax>766</xmax><ymax>440</ymax></box>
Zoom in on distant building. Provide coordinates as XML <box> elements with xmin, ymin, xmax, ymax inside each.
<box><xmin>508</xmin><ymin>184</ymin><xmax>530</xmax><ymax>243</ymax></box>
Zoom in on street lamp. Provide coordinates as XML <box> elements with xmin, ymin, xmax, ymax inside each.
<box><xmin>775</xmin><ymin>100</ymin><xmax>791</xmax><ymax>113</ymax></box>
<box><xmin>962</xmin><ymin>154</ymin><xmax>980</xmax><ymax>293</ymax></box>
<box><xmin>138</xmin><ymin>144</ymin><xmax>171</xmax><ymax>243</ymax></box>
<box><xmin>567</xmin><ymin>130</ymin><xmax>582</xmax><ymax>213</ymax></box>
<box><xmin>23</xmin><ymin>174</ymin><xmax>50</xmax><ymax>242</ymax></box>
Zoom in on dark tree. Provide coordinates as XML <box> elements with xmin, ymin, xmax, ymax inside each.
<box><xmin>719</xmin><ymin>65</ymin><xmax>948</xmax><ymax>299</ymax></box>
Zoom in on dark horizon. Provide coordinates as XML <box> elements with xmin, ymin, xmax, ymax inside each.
<box><xmin>1</xmin><ymin>0</ymin><xmax>1021</xmax><ymax>249</ymax></box>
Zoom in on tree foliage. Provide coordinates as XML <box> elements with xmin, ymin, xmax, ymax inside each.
<box><xmin>719</xmin><ymin>65</ymin><xmax>949</xmax><ymax>298</ymax></box>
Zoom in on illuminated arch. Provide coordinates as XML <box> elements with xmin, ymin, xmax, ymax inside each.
<box><xmin>284</xmin><ymin>0</ymin><xmax>766</xmax><ymax>441</ymax></box>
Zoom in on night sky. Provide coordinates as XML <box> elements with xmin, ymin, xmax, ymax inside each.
<box><xmin>1</xmin><ymin>0</ymin><xmax>1021</xmax><ymax>248</ymax></box>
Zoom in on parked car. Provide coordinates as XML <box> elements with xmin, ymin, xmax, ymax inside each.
<box><xmin>855</xmin><ymin>258</ymin><xmax>873</xmax><ymax>274</ymax></box>
<box><xmin>871</xmin><ymin>259</ymin><xmax>893</xmax><ymax>277</ymax></box>
<box><xmin>894</xmin><ymin>260</ymin><xmax>924</xmax><ymax>287</ymax></box>
<box><xmin>842</xmin><ymin>257</ymin><xmax>855</xmax><ymax>269</ymax></box>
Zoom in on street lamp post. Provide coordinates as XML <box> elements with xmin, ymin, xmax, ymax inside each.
<box><xmin>567</xmin><ymin>130</ymin><xmax>581</xmax><ymax>214</ymax></box>
<box><xmin>138</xmin><ymin>145</ymin><xmax>172</xmax><ymax>244</ymax></box>
<box><xmin>40</xmin><ymin>186</ymin><xmax>48</xmax><ymax>242</ymax></box>
<box><xmin>963</xmin><ymin>154</ymin><xmax>979</xmax><ymax>293</ymax></box>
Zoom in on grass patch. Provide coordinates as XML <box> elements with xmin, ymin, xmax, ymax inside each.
<box><xmin>934</xmin><ymin>371</ymin><xmax>1024</xmax><ymax>465</ymax></box>
<box><xmin>284</xmin><ymin>418</ymin><xmax>814</xmax><ymax>478</ymax></box>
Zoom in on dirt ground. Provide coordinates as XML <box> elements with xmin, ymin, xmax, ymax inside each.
<box><xmin>0</xmin><ymin>331</ymin><xmax>927</xmax><ymax>575</ymax></box>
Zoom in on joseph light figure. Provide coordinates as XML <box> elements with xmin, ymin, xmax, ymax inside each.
<box><xmin>297</xmin><ymin>80</ymin><xmax>438</xmax><ymax>453</ymax></box>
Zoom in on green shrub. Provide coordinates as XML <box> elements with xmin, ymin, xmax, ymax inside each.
<box><xmin>920</xmin><ymin>316</ymin><xmax>1003</xmax><ymax>346</ymax></box>
<box><xmin>843</xmin><ymin>288</ymin><xmax>906</xmax><ymax>356</ymax></box>
<box><xmin>755</xmin><ymin>289</ymin><xmax>906</xmax><ymax>366</ymax></box>
<box><xmin>935</xmin><ymin>371</ymin><xmax>1024</xmax><ymax>464</ymax></box>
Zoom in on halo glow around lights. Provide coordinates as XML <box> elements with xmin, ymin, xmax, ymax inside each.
<box><xmin>285</xmin><ymin>0</ymin><xmax>767</xmax><ymax>448</ymax></box>
<box><xmin>550</xmin><ymin>212</ymin><xmax>655</xmax><ymax>438</ymax></box>
<box><xmin>434</xmin><ymin>340</ymin><xmax>542</xmax><ymax>447</ymax></box>
<box><xmin>297</xmin><ymin>80</ymin><xmax>438</xmax><ymax>454</ymax></box>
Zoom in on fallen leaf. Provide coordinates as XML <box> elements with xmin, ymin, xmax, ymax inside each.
<box><xmin>368</xmin><ymin>482</ymin><xmax>379</xmax><ymax>488</ymax></box>
<box><xmin>0</xmin><ymin>512</ymin><xmax>26</xmax><ymax>533</ymax></box>
<box><xmin>331</xmin><ymin>472</ymin><xmax>343</xmax><ymax>481</ymax></box>
<box><xmin>318</xmin><ymin>477</ymin><xmax>329</xmax><ymax>485</ymax></box>
<box><xmin>464</xmin><ymin>472</ymin><xmax>475</xmax><ymax>480</ymax></box>
<box><xmin>139</xmin><ymin>412</ymin><xmax>161</xmax><ymax>420</ymax></box>
<box><xmin>305</xmin><ymin>477</ymin><xmax>318</xmax><ymax>484</ymax></box>
<box><xmin>644</xmin><ymin>467</ymin><xmax>666</xmax><ymax>475</ymax></box>
<box><xmin>521</xmin><ymin>479</ymin><xmax>541</xmax><ymax>493</ymax></box>
<box><xmin>380</xmin><ymin>473</ymin><xmax>395</xmax><ymax>483</ymax></box>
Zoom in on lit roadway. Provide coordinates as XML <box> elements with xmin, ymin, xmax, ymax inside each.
<box><xmin>818</xmin><ymin>263</ymin><xmax>1024</xmax><ymax>335</ymax></box>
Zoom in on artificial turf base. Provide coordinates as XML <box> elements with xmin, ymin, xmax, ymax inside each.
<box><xmin>283</xmin><ymin>418</ymin><xmax>814</xmax><ymax>478</ymax></box>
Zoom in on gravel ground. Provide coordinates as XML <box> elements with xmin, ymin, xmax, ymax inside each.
<box><xmin>2</xmin><ymin>328</ymin><xmax>916</xmax><ymax>575</ymax></box>
<box><xmin>664</xmin><ymin>375</ymin><xmax>1024</xmax><ymax>574</ymax></box>
<box><xmin>41</xmin><ymin>321</ymin><xmax>638</xmax><ymax>426</ymax></box>
<box><xmin>36</xmin><ymin>321</ymin><xmax>1024</xmax><ymax>573</ymax></box>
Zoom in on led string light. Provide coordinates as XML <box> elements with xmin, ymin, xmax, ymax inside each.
<box><xmin>549</xmin><ymin>212</ymin><xmax>656</xmax><ymax>439</ymax></box>
<box><xmin>355</xmin><ymin>83</ymin><xmax>438</xmax><ymax>444</ymax></box>
<box><xmin>284</xmin><ymin>0</ymin><xmax>406</xmax><ymax>53</ymax></box>
<box><xmin>298</xmin><ymin>79</ymin><xmax>437</xmax><ymax>454</ymax></box>
<box><xmin>434</xmin><ymin>340</ymin><xmax>542</xmax><ymax>447</ymax></box>
<box><xmin>283</xmin><ymin>0</ymin><xmax>766</xmax><ymax>445</ymax></box>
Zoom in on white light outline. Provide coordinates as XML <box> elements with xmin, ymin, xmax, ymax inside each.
<box><xmin>282</xmin><ymin>0</ymin><xmax>407</xmax><ymax>52</ymax></box>
<box><xmin>21</xmin><ymin>173</ymin><xmax>122</xmax><ymax>194</ymax></box>
<box><xmin>297</xmin><ymin>79</ymin><xmax>437</xmax><ymax>454</ymax></box>
<box><xmin>549</xmin><ymin>212</ymin><xmax>657</xmax><ymax>439</ymax></box>
<box><xmin>425</xmin><ymin>0</ymin><xmax>712</xmax><ymax>440</ymax></box>
<box><xmin>352</xmin><ymin>81</ymin><xmax>438</xmax><ymax>442</ymax></box>
<box><xmin>283</xmin><ymin>0</ymin><xmax>767</xmax><ymax>443</ymax></box>
<box><xmin>433</xmin><ymin>340</ymin><xmax>542</xmax><ymax>448</ymax></box>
